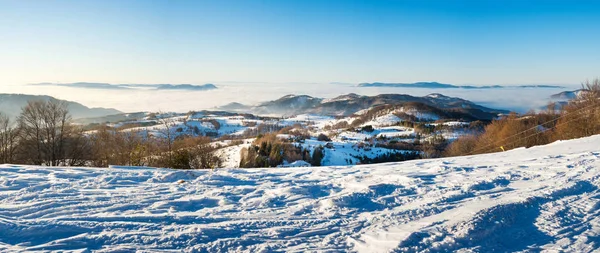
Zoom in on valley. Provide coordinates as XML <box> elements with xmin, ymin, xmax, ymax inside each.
<box><xmin>74</xmin><ymin>93</ymin><xmax>500</xmax><ymax>168</ymax></box>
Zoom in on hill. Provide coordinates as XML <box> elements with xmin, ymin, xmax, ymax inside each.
<box><xmin>358</xmin><ymin>82</ymin><xmax>566</xmax><ymax>89</ymax></box>
<box><xmin>221</xmin><ymin>93</ymin><xmax>508</xmax><ymax>120</ymax></box>
<box><xmin>550</xmin><ymin>89</ymin><xmax>588</xmax><ymax>100</ymax></box>
<box><xmin>1</xmin><ymin>134</ymin><xmax>599</xmax><ymax>251</ymax></box>
<box><xmin>0</xmin><ymin>94</ymin><xmax>122</xmax><ymax>120</ymax></box>
<box><xmin>30</xmin><ymin>82</ymin><xmax>218</xmax><ymax>91</ymax></box>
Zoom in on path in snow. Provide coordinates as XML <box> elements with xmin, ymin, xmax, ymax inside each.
<box><xmin>1</xmin><ymin>136</ymin><xmax>600</xmax><ymax>252</ymax></box>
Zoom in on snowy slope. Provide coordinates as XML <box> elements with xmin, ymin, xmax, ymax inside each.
<box><xmin>1</xmin><ymin>135</ymin><xmax>600</xmax><ymax>252</ymax></box>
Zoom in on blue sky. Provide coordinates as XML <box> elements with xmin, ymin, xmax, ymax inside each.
<box><xmin>1</xmin><ymin>0</ymin><xmax>599</xmax><ymax>85</ymax></box>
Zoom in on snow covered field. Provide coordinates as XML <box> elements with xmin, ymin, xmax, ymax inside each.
<box><xmin>1</xmin><ymin>135</ymin><xmax>600</xmax><ymax>252</ymax></box>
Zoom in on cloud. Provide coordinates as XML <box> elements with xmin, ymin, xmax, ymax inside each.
<box><xmin>358</xmin><ymin>82</ymin><xmax>566</xmax><ymax>89</ymax></box>
<box><xmin>30</xmin><ymin>82</ymin><xmax>218</xmax><ymax>91</ymax></box>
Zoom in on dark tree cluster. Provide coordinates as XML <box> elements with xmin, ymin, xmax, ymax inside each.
<box><xmin>239</xmin><ymin>133</ymin><xmax>323</xmax><ymax>168</ymax></box>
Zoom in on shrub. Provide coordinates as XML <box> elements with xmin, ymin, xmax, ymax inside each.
<box><xmin>317</xmin><ymin>133</ymin><xmax>331</xmax><ymax>141</ymax></box>
<box><xmin>311</xmin><ymin>146</ymin><xmax>324</xmax><ymax>166</ymax></box>
<box><xmin>362</xmin><ymin>125</ymin><xmax>374</xmax><ymax>132</ymax></box>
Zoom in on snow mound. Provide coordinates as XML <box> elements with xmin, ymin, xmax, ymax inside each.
<box><xmin>1</xmin><ymin>135</ymin><xmax>600</xmax><ymax>252</ymax></box>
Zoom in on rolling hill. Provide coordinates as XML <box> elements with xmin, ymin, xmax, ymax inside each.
<box><xmin>0</xmin><ymin>94</ymin><xmax>122</xmax><ymax>120</ymax></box>
<box><xmin>220</xmin><ymin>93</ymin><xmax>509</xmax><ymax>120</ymax></box>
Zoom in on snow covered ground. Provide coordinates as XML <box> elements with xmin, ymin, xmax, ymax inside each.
<box><xmin>1</xmin><ymin>135</ymin><xmax>600</xmax><ymax>252</ymax></box>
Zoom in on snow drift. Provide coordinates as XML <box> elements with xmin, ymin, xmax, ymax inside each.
<box><xmin>1</xmin><ymin>135</ymin><xmax>600</xmax><ymax>252</ymax></box>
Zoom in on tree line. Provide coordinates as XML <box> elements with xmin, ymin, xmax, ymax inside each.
<box><xmin>0</xmin><ymin>100</ymin><xmax>221</xmax><ymax>169</ymax></box>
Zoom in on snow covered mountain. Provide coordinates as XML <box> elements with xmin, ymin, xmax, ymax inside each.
<box><xmin>252</xmin><ymin>94</ymin><xmax>324</xmax><ymax>116</ymax></box>
<box><xmin>219</xmin><ymin>93</ymin><xmax>508</xmax><ymax>119</ymax></box>
<box><xmin>1</xmin><ymin>134</ymin><xmax>599</xmax><ymax>252</ymax></box>
<box><xmin>550</xmin><ymin>89</ymin><xmax>587</xmax><ymax>100</ymax></box>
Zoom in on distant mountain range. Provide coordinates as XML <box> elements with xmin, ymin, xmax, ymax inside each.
<box><xmin>0</xmin><ymin>94</ymin><xmax>122</xmax><ymax>120</ymax></box>
<box><xmin>218</xmin><ymin>93</ymin><xmax>509</xmax><ymax>121</ymax></box>
<box><xmin>30</xmin><ymin>82</ymin><xmax>218</xmax><ymax>91</ymax></box>
<box><xmin>358</xmin><ymin>82</ymin><xmax>565</xmax><ymax>89</ymax></box>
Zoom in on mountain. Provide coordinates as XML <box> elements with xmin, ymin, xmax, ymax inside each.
<box><xmin>31</xmin><ymin>82</ymin><xmax>130</xmax><ymax>90</ymax></box>
<box><xmin>155</xmin><ymin>84</ymin><xmax>217</xmax><ymax>91</ymax></box>
<box><xmin>30</xmin><ymin>82</ymin><xmax>218</xmax><ymax>91</ymax></box>
<box><xmin>218</xmin><ymin>93</ymin><xmax>508</xmax><ymax>120</ymax></box>
<box><xmin>550</xmin><ymin>89</ymin><xmax>587</xmax><ymax>100</ymax></box>
<box><xmin>251</xmin><ymin>95</ymin><xmax>324</xmax><ymax>116</ymax></box>
<box><xmin>0</xmin><ymin>94</ymin><xmax>122</xmax><ymax>120</ymax></box>
<box><xmin>217</xmin><ymin>102</ymin><xmax>251</xmax><ymax>111</ymax></box>
<box><xmin>358</xmin><ymin>82</ymin><xmax>565</xmax><ymax>89</ymax></box>
<box><xmin>359</xmin><ymin>82</ymin><xmax>457</xmax><ymax>88</ymax></box>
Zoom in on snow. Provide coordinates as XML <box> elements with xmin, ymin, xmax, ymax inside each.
<box><xmin>399</xmin><ymin>107</ymin><xmax>440</xmax><ymax>121</ymax></box>
<box><xmin>213</xmin><ymin>140</ymin><xmax>252</xmax><ymax>168</ymax></box>
<box><xmin>362</xmin><ymin>114</ymin><xmax>402</xmax><ymax>127</ymax></box>
<box><xmin>2</xmin><ymin>135</ymin><xmax>600</xmax><ymax>252</ymax></box>
<box><xmin>376</xmin><ymin>126</ymin><xmax>415</xmax><ymax>138</ymax></box>
<box><xmin>428</xmin><ymin>121</ymin><xmax>470</xmax><ymax>127</ymax></box>
<box><xmin>337</xmin><ymin>126</ymin><xmax>414</xmax><ymax>142</ymax></box>
<box><xmin>280</xmin><ymin>160</ymin><xmax>312</xmax><ymax>168</ymax></box>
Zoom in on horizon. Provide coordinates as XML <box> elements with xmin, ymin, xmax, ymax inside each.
<box><xmin>3</xmin><ymin>80</ymin><xmax>586</xmax><ymax>87</ymax></box>
<box><xmin>3</xmin><ymin>1</ymin><xmax>600</xmax><ymax>250</ymax></box>
<box><xmin>2</xmin><ymin>0</ymin><xmax>600</xmax><ymax>85</ymax></box>
<box><xmin>0</xmin><ymin>81</ymin><xmax>579</xmax><ymax>114</ymax></box>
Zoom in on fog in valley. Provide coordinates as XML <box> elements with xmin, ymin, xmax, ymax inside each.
<box><xmin>1</xmin><ymin>82</ymin><xmax>578</xmax><ymax>114</ymax></box>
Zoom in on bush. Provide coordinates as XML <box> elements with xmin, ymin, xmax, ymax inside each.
<box><xmin>311</xmin><ymin>146</ymin><xmax>324</xmax><ymax>166</ymax></box>
<box><xmin>553</xmin><ymin>79</ymin><xmax>600</xmax><ymax>140</ymax></box>
<box><xmin>317</xmin><ymin>133</ymin><xmax>331</xmax><ymax>141</ymax></box>
<box><xmin>361</xmin><ymin>125</ymin><xmax>374</xmax><ymax>132</ymax></box>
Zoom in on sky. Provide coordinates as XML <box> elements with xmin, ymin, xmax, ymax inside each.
<box><xmin>1</xmin><ymin>0</ymin><xmax>600</xmax><ymax>86</ymax></box>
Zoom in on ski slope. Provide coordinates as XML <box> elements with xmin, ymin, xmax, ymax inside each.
<box><xmin>1</xmin><ymin>135</ymin><xmax>600</xmax><ymax>252</ymax></box>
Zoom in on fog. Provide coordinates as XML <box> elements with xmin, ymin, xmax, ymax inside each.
<box><xmin>1</xmin><ymin>83</ymin><xmax>578</xmax><ymax>114</ymax></box>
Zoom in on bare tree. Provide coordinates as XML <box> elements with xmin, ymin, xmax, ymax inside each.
<box><xmin>17</xmin><ymin>100</ymin><xmax>74</xmax><ymax>166</ymax></box>
<box><xmin>0</xmin><ymin>113</ymin><xmax>19</xmax><ymax>163</ymax></box>
<box><xmin>156</xmin><ymin>112</ymin><xmax>177</xmax><ymax>164</ymax></box>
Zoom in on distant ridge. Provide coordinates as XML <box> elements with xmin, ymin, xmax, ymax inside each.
<box><xmin>358</xmin><ymin>82</ymin><xmax>565</xmax><ymax>89</ymax></box>
<box><xmin>0</xmin><ymin>93</ymin><xmax>122</xmax><ymax>120</ymax></box>
<box><xmin>31</xmin><ymin>82</ymin><xmax>218</xmax><ymax>91</ymax></box>
<box><xmin>218</xmin><ymin>93</ymin><xmax>509</xmax><ymax>120</ymax></box>
<box><xmin>550</xmin><ymin>89</ymin><xmax>587</xmax><ymax>100</ymax></box>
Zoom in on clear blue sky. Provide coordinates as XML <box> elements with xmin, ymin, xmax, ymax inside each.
<box><xmin>1</xmin><ymin>0</ymin><xmax>599</xmax><ymax>85</ymax></box>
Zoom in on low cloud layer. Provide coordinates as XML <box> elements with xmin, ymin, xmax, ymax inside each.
<box><xmin>6</xmin><ymin>82</ymin><xmax>579</xmax><ymax>114</ymax></box>
<box><xmin>30</xmin><ymin>82</ymin><xmax>218</xmax><ymax>91</ymax></box>
<box><xmin>358</xmin><ymin>82</ymin><xmax>566</xmax><ymax>89</ymax></box>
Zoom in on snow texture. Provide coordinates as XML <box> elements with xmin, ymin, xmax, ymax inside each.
<box><xmin>1</xmin><ymin>135</ymin><xmax>600</xmax><ymax>252</ymax></box>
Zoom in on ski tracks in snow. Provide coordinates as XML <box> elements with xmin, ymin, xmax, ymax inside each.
<box><xmin>1</xmin><ymin>137</ymin><xmax>600</xmax><ymax>252</ymax></box>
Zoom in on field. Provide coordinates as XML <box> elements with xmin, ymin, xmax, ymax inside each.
<box><xmin>1</xmin><ymin>135</ymin><xmax>599</xmax><ymax>252</ymax></box>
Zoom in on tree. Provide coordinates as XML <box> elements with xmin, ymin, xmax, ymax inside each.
<box><xmin>155</xmin><ymin>136</ymin><xmax>222</xmax><ymax>169</ymax></box>
<box><xmin>317</xmin><ymin>133</ymin><xmax>331</xmax><ymax>141</ymax></box>
<box><xmin>554</xmin><ymin>79</ymin><xmax>600</xmax><ymax>140</ymax></box>
<box><xmin>89</xmin><ymin>126</ymin><xmax>116</xmax><ymax>167</ymax></box>
<box><xmin>0</xmin><ymin>113</ymin><xmax>19</xmax><ymax>163</ymax></box>
<box><xmin>17</xmin><ymin>100</ymin><xmax>77</xmax><ymax>166</ymax></box>
<box><xmin>311</xmin><ymin>146</ymin><xmax>324</xmax><ymax>166</ymax></box>
<box><xmin>157</xmin><ymin>112</ymin><xmax>177</xmax><ymax>165</ymax></box>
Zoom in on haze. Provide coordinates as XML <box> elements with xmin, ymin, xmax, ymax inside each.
<box><xmin>1</xmin><ymin>0</ymin><xmax>598</xmax><ymax>112</ymax></box>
